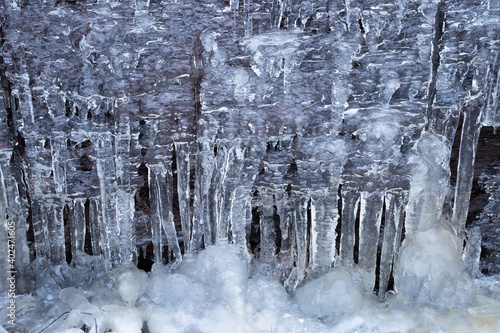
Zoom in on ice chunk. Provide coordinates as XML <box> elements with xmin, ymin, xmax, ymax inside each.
<box><xmin>146</xmin><ymin>272</ymin><xmax>209</xmax><ymax>310</ymax></box>
<box><xmin>295</xmin><ymin>267</ymin><xmax>363</xmax><ymax>318</ymax></box>
<box><xmin>146</xmin><ymin>307</ymin><xmax>184</xmax><ymax>333</ymax></box>
<box><xmin>100</xmin><ymin>305</ymin><xmax>143</xmax><ymax>333</ymax></box>
<box><xmin>394</xmin><ymin>226</ymin><xmax>476</xmax><ymax>307</ymax></box>
<box><xmin>59</xmin><ymin>287</ymin><xmax>88</xmax><ymax>308</ymax></box>
<box><xmin>179</xmin><ymin>245</ymin><xmax>249</xmax><ymax>314</ymax></box>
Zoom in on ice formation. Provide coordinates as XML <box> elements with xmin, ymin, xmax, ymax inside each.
<box><xmin>0</xmin><ymin>0</ymin><xmax>499</xmax><ymax>332</ymax></box>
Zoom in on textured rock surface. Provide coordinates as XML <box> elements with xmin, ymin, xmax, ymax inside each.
<box><xmin>0</xmin><ymin>0</ymin><xmax>499</xmax><ymax>297</ymax></box>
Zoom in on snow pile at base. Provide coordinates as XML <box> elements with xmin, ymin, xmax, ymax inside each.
<box><xmin>1</xmin><ymin>244</ymin><xmax>500</xmax><ymax>333</ymax></box>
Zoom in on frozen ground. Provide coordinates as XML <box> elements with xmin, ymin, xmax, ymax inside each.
<box><xmin>2</xmin><ymin>244</ymin><xmax>500</xmax><ymax>333</ymax></box>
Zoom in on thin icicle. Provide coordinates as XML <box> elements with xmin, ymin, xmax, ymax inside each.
<box><xmin>148</xmin><ymin>163</ymin><xmax>182</xmax><ymax>265</ymax></box>
<box><xmin>259</xmin><ymin>191</ymin><xmax>276</xmax><ymax>268</ymax></box>
<box><xmin>70</xmin><ymin>199</ymin><xmax>87</xmax><ymax>258</ymax></box>
<box><xmin>50</xmin><ymin>132</ymin><xmax>67</xmax><ymax>196</ymax></box>
<box><xmin>339</xmin><ymin>188</ymin><xmax>360</xmax><ymax>268</ymax></box>
<box><xmin>192</xmin><ymin>140</ymin><xmax>215</xmax><ymax>250</ymax></box>
<box><xmin>213</xmin><ymin>144</ymin><xmax>232</xmax><ymax>244</ymax></box>
<box><xmin>285</xmin><ymin>193</ymin><xmax>309</xmax><ymax>289</ymax></box>
<box><xmin>94</xmin><ymin>133</ymin><xmax>119</xmax><ymax>270</ymax></box>
<box><xmin>88</xmin><ymin>198</ymin><xmax>102</xmax><ymax>257</ymax></box>
<box><xmin>310</xmin><ymin>191</ymin><xmax>338</xmax><ymax>276</ymax></box>
<box><xmin>148</xmin><ymin>165</ymin><xmax>165</xmax><ymax>264</ymax></box>
<box><xmin>358</xmin><ymin>191</ymin><xmax>384</xmax><ymax>292</ymax></box>
<box><xmin>378</xmin><ymin>190</ymin><xmax>405</xmax><ymax>299</ymax></box>
<box><xmin>175</xmin><ymin>142</ymin><xmax>192</xmax><ymax>254</ymax></box>
<box><xmin>229</xmin><ymin>186</ymin><xmax>250</xmax><ymax>248</ymax></box>
<box><xmin>115</xmin><ymin>120</ymin><xmax>135</xmax><ymax>266</ymax></box>
<box><xmin>47</xmin><ymin>201</ymin><xmax>66</xmax><ymax>265</ymax></box>
<box><xmin>452</xmin><ymin>100</ymin><xmax>487</xmax><ymax>236</ymax></box>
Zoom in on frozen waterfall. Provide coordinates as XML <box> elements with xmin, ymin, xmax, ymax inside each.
<box><xmin>0</xmin><ymin>0</ymin><xmax>500</xmax><ymax>332</ymax></box>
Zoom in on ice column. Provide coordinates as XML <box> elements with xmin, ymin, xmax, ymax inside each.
<box><xmin>175</xmin><ymin>142</ymin><xmax>192</xmax><ymax>254</ymax></box>
<box><xmin>46</xmin><ymin>200</ymin><xmax>66</xmax><ymax>265</ymax></box>
<box><xmin>191</xmin><ymin>140</ymin><xmax>215</xmax><ymax>251</ymax></box>
<box><xmin>114</xmin><ymin>123</ymin><xmax>135</xmax><ymax>265</ymax></box>
<box><xmin>0</xmin><ymin>153</ymin><xmax>31</xmax><ymax>293</ymax></box>
<box><xmin>378</xmin><ymin>190</ymin><xmax>405</xmax><ymax>298</ymax></box>
<box><xmin>452</xmin><ymin>98</ymin><xmax>484</xmax><ymax>236</ymax></box>
<box><xmin>285</xmin><ymin>193</ymin><xmax>309</xmax><ymax>290</ymax></box>
<box><xmin>94</xmin><ymin>131</ymin><xmax>135</xmax><ymax>269</ymax></box>
<box><xmin>23</xmin><ymin>134</ymin><xmax>49</xmax><ymax>261</ymax></box>
<box><xmin>259</xmin><ymin>191</ymin><xmax>277</xmax><ymax>271</ymax></box>
<box><xmin>230</xmin><ymin>186</ymin><xmax>252</xmax><ymax>249</ymax></box>
<box><xmin>148</xmin><ymin>163</ymin><xmax>182</xmax><ymax>264</ymax></box>
<box><xmin>394</xmin><ymin>131</ymin><xmax>474</xmax><ymax>306</ymax></box>
<box><xmin>69</xmin><ymin>199</ymin><xmax>87</xmax><ymax>258</ymax></box>
<box><xmin>310</xmin><ymin>190</ymin><xmax>338</xmax><ymax>276</ymax></box>
<box><xmin>88</xmin><ymin>198</ymin><xmax>102</xmax><ymax>257</ymax></box>
<box><xmin>452</xmin><ymin>50</ymin><xmax>499</xmax><ymax>235</ymax></box>
<box><xmin>358</xmin><ymin>191</ymin><xmax>384</xmax><ymax>291</ymax></box>
<box><xmin>339</xmin><ymin>188</ymin><xmax>360</xmax><ymax>268</ymax></box>
<box><xmin>51</xmin><ymin>132</ymin><xmax>67</xmax><ymax>196</ymax></box>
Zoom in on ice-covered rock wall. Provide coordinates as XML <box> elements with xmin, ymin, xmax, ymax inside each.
<box><xmin>0</xmin><ymin>0</ymin><xmax>499</xmax><ymax>302</ymax></box>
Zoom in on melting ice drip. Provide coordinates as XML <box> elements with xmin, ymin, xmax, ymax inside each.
<box><xmin>0</xmin><ymin>0</ymin><xmax>500</xmax><ymax>332</ymax></box>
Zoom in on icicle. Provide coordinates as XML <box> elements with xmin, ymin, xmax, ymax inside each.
<box><xmin>452</xmin><ymin>100</ymin><xmax>487</xmax><ymax>236</ymax></box>
<box><xmin>115</xmin><ymin>124</ymin><xmax>135</xmax><ymax>266</ymax></box>
<box><xmin>23</xmin><ymin>133</ymin><xmax>51</xmax><ymax>261</ymax></box>
<box><xmin>115</xmin><ymin>188</ymin><xmax>135</xmax><ymax>265</ymax></box>
<box><xmin>259</xmin><ymin>190</ymin><xmax>276</xmax><ymax>272</ymax></box>
<box><xmin>230</xmin><ymin>186</ymin><xmax>251</xmax><ymax>248</ymax></box>
<box><xmin>310</xmin><ymin>191</ymin><xmax>338</xmax><ymax>276</ymax></box>
<box><xmin>148</xmin><ymin>163</ymin><xmax>182</xmax><ymax>265</ymax></box>
<box><xmin>285</xmin><ymin>193</ymin><xmax>309</xmax><ymax>290</ymax></box>
<box><xmin>70</xmin><ymin>199</ymin><xmax>87</xmax><ymax>259</ymax></box>
<box><xmin>51</xmin><ymin>132</ymin><xmax>67</xmax><ymax>196</ymax></box>
<box><xmin>190</xmin><ymin>169</ymin><xmax>204</xmax><ymax>252</ymax></box>
<box><xmin>31</xmin><ymin>202</ymin><xmax>49</xmax><ymax>260</ymax></box>
<box><xmin>0</xmin><ymin>157</ymin><xmax>31</xmax><ymax>293</ymax></box>
<box><xmin>148</xmin><ymin>165</ymin><xmax>165</xmax><ymax>264</ymax></box>
<box><xmin>88</xmin><ymin>198</ymin><xmax>102</xmax><ymax>257</ymax></box>
<box><xmin>339</xmin><ymin>188</ymin><xmax>360</xmax><ymax>268</ymax></box>
<box><xmin>378</xmin><ymin>190</ymin><xmax>406</xmax><ymax>299</ymax></box>
<box><xmin>358</xmin><ymin>191</ymin><xmax>384</xmax><ymax>292</ymax></box>
<box><xmin>175</xmin><ymin>142</ymin><xmax>192</xmax><ymax>254</ymax></box>
<box><xmin>191</xmin><ymin>140</ymin><xmax>215</xmax><ymax>251</ymax></box>
<box><xmin>94</xmin><ymin>133</ymin><xmax>119</xmax><ymax>270</ymax></box>
<box><xmin>213</xmin><ymin>142</ymin><xmax>247</xmax><ymax>245</ymax></box>
<box><xmin>47</xmin><ymin>200</ymin><xmax>66</xmax><ymax>264</ymax></box>
<box><xmin>276</xmin><ymin>191</ymin><xmax>293</xmax><ymax>264</ymax></box>
<box><xmin>213</xmin><ymin>143</ymin><xmax>231</xmax><ymax>244</ymax></box>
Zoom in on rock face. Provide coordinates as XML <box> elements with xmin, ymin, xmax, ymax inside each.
<box><xmin>0</xmin><ymin>0</ymin><xmax>498</xmax><ymax>297</ymax></box>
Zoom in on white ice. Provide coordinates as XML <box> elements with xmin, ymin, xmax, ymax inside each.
<box><xmin>2</xmin><ymin>243</ymin><xmax>500</xmax><ymax>333</ymax></box>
